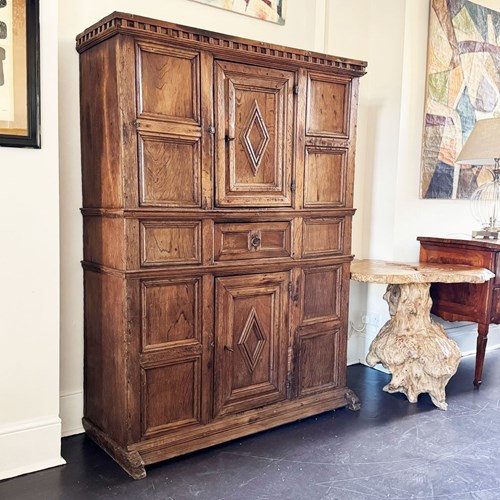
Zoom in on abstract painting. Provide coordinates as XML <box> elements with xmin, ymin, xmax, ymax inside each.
<box><xmin>190</xmin><ymin>0</ymin><xmax>286</xmax><ymax>25</ymax></box>
<box><xmin>420</xmin><ymin>0</ymin><xmax>500</xmax><ymax>199</ymax></box>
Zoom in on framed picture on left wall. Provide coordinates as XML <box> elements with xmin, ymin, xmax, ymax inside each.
<box><xmin>0</xmin><ymin>0</ymin><xmax>40</xmax><ymax>148</ymax></box>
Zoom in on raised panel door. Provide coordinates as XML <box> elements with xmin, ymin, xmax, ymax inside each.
<box><xmin>136</xmin><ymin>42</ymin><xmax>200</xmax><ymax>125</ymax></box>
<box><xmin>297</xmin><ymin>328</ymin><xmax>340</xmax><ymax>397</ymax></box>
<box><xmin>214</xmin><ymin>272</ymin><xmax>290</xmax><ymax>417</ymax></box>
<box><xmin>138</xmin><ymin>132</ymin><xmax>201</xmax><ymax>208</ymax></box>
<box><xmin>300</xmin><ymin>265</ymin><xmax>342</xmax><ymax>326</ymax></box>
<box><xmin>306</xmin><ymin>72</ymin><xmax>350</xmax><ymax>138</ymax></box>
<box><xmin>215</xmin><ymin>61</ymin><xmax>295</xmax><ymax>207</ymax></box>
<box><xmin>304</xmin><ymin>147</ymin><xmax>348</xmax><ymax>208</ymax></box>
<box><xmin>139</xmin><ymin>276</ymin><xmax>206</xmax><ymax>437</ymax></box>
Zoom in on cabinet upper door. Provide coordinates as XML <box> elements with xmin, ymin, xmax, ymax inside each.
<box><xmin>214</xmin><ymin>61</ymin><xmax>295</xmax><ymax>207</ymax></box>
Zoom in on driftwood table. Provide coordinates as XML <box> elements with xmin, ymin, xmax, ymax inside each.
<box><xmin>350</xmin><ymin>260</ymin><xmax>494</xmax><ymax>410</ymax></box>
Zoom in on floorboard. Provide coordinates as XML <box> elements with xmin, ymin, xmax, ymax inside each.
<box><xmin>2</xmin><ymin>350</ymin><xmax>500</xmax><ymax>499</ymax></box>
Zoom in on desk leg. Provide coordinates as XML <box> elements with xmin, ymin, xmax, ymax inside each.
<box><xmin>474</xmin><ymin>323</ymin><xmax>489</xmax><ymax>387</ymax></box>
<box><xmin>366</xmin><ymin>283</ymin><xmax>461</xmax><ymax>410</ymax></box>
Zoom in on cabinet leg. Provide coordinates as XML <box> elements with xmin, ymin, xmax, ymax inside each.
<box><xmin>83</xmin><ymin>418</ymin><xmax>146</xmax><ymax>479</ymax></box>
<box><xmin>474</xmin><ymin>323</ymin><xmax>489</xmax><ymax>388</ymax></box>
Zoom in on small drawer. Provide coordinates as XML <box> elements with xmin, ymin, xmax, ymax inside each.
<box><xmin>214</xmin><ymin>221</ymin><xmax>292</xmax><ymax>261</ymax></box>
<box><xmin>140</xmin><ymin>220</ymin><xmax>202</xmax><ymax>266</ymax></box>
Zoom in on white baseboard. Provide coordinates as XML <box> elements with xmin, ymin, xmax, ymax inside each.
<box><xmin>60</xmin><ymin>390</ymin><xmax>84</xmax><ymax>437</ymax></box>
<box><xmin>0</xmin><ymin>417</ymin><xmax>66</xmax><ymax>480</ymax></box>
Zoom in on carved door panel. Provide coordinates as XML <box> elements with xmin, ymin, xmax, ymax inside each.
<box><xmin>214</xmin><ymin>272</ymin><xmax>290</xmax><ymax>417</ymax></box>
<box><xmin>214</xmin><ymin>61</ymin><xmax>295</xmax><ymax>207</ymax></box>
<box><xmin>139</xmin><ymin>275</ymin><xmax>207</xmax><ymax>438</ymax></box>
<box><xmin>136</xmin><ymin>42</ymin><xmax>203</xmax><ymax>208</ymax></box>
<box><xmin>295</xmin><ymin>265</ymin><xmax>344</xmax><ymax>397</ymax></box>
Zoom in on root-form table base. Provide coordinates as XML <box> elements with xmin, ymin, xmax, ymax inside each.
<box><xmin>351</xmin><ymin>260</ymin><xmax>494</xmax><ymax>410</ymax></box>
<box><xmin>366</xmin><ymin>283</ymin><xmax>460</xmax><ymax>410</ymax></box>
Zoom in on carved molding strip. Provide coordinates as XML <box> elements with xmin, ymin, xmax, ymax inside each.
<box><xmin>76</xmin><ymin>12</ymin><xmax>367</xmax><ymax>75</ymax></box>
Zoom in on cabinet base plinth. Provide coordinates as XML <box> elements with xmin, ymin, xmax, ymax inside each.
<box><xmin>84</xmin><ymin>388</ymin><xmax>354</xmax><ymax>479</ymax></box>
<box><xmin>82</xmin><ymin>419</ymin><xmax>146</xmax><ymax>480</ymax></box>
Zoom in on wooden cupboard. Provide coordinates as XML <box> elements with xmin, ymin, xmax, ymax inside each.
<box><xmin>77</xmin><ymin>12</ymin><xmax>366</xmax><ymax>479</ymax></box>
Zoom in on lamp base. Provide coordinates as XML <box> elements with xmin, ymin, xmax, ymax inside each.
<box><xmin>472</xmin><ymin>229</ymin><xmax>500</xmax><ymax>239</ymax></box>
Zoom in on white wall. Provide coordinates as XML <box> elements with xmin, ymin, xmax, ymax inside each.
<box><xmin>326</xmin><ymin>0</ymin><xmax>500</xmax><ymax>363</ymax></box>
<box><xmin>58</xmin><ymin>0</ymin><xmax>323</xmax><ymax>436</ymax></box>
<box><xmin>0</xmin><ymin>0</ymin><xmax>65</xmax><ymax>480</ymax></box>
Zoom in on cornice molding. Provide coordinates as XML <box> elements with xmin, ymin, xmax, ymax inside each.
<box><xmin>76</xmin><ymin>12</ymin><xmax>367</xmax><ymax>76</ymax></box>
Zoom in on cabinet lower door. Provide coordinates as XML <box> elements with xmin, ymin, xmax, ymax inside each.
<box><xmin>214</xmin><ymin>271</ymin><xmax>290</xmax><ymax>417</ymax></box>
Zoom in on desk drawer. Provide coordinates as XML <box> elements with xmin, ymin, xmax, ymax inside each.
<box><xmin>214</xmin><ymin>221</ymin><xmax>292</xmax><ymax>261</ymax></box>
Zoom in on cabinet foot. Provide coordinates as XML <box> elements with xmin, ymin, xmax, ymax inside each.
<box><xmin>83</xmin><ymin>418</ymin><xmax>146</xmax><ymax>480</ymax></box>
<box><xmin>344</xmin><ymin>388</ymin><xmax>361</xmax><ymax>411</ymax></box>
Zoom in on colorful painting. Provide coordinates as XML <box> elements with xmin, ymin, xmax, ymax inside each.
<box><xmin>190</xmin><ymin>0</ymin><xmax>286</xmax><ymax>25</ymax></box>
<box><xmin>420</xmin><ymin>0</ymin><xmax>500</xmax><ymax>199</ymax></box>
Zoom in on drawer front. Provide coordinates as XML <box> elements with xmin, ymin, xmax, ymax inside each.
<box><xmin>140</xmin><ymin>220</ymin><xmax>202</xmax><ymax>266</ymax></box>
<box><xmin>302</xmin><ymin>217</ymin><xmax>344</xmax><ymax>258</ymax></box>
<box><xmin>214</xmin><ymin>222</ymin><xmax>292</xmax><ymax>261</ymax></box>
<box><xmin>420</xmin><ymin>243</ymin><xmax>495</xmax><ymax>270</ymax></box>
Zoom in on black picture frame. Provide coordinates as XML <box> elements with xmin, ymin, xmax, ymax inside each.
<box><xmin>0</xmin><ymin>0</ymin><xmax>40</xmax><ymax>148</ymax></box>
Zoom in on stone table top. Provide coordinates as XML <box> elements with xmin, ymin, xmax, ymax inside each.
<box><xmin>350</xmin><ymin>259</ymin><xmax>495</xmax><ymax>285</ymax></box>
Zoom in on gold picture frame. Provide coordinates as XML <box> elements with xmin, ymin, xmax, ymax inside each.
<box><xmin>0</xmin><ymin>0</ymin><xmax>40</xmax><ymax>148</ymax></box>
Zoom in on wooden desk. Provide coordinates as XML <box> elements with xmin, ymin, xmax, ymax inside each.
<box><xmin>418</xmin><ymin>236</ymin><xmax>500</xmax><ymax>387</ymax></box>
<box><xmin>351</xmin><ymin>259</ymin><xmax>493</xmax><ymax>409</ymax></box>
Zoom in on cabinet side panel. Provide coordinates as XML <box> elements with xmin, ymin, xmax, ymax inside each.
<box><xmin>80</xmin><ymin>37</ymin><xmax>123</xmax><ymax>208</ymax></box>
<box><xmin>84</xmin><ymin>270</ymin><xmax>128</xmax><ymax>445</ymax></box>
<box><xmin>83</xmin><ymin>216</ymin><xmax>125</xmax><ymax>269</ymax></box>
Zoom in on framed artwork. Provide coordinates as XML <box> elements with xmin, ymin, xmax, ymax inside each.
<box><xmin>0</xmin><ymin>0</ymin><xmax>40</xmax><ymax>148</ymax></box>
<box><xmin>420</xmin><ymin>0</ymin><xmax>500</xmax><ymax>199</ymax></box>
<box><xmin>189</xmin><ymin>0</ymin><xmax>286</xmax><ymax>25</ymax></box>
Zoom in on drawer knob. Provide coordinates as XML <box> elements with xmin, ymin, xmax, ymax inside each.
<box><xmin>250</xmin><ymin>236</ymin><xmax>261</xmax><ymax>248</ymax></box>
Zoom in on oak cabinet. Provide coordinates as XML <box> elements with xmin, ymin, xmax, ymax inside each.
<box><xmin>78</xmin><ymin>12</ymin><xmax>366</xmax><ymax>479</ymax></box>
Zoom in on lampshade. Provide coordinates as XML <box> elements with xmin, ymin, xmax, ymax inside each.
<box><xmin>456</xmin><ymin>117</ymin><xmax>500</xmax><ymax>165</ymax></box>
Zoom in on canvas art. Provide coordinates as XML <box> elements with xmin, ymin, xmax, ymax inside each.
<box><xmin>190</xmin><ymin>0</ymin><xmax>286</xmax><ymax>25</ymax></box>
<box><xmin>420</xmin><ymin>0</ymin><xmax>500</xmax><ymax>199</ymax></box>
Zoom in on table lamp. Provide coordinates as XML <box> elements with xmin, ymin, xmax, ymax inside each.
<box><xmin>456</xmin><ymin>117</ymin><xmax>500</xmax><ymax>239</ymax></box>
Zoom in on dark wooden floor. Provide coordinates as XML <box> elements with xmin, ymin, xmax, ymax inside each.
<box><xmin>2</xmin><ymin>350</ymin><xmax>500</xmax><ymax>499</ymax></box>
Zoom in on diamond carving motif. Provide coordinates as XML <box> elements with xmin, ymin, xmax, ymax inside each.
<box><xmin>242</xmin><ymin>101</ymin><xmax>270</xmax><ymax>176</ymax></box>
<box><xmin>237</xmin><ymin>307</ymin><xmax>266</xmax><ymax>372</ymax></box>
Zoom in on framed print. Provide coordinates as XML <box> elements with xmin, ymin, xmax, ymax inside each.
<box><xmin>0</xmin><ymin>0</ymin><xmax>40</xmax><ymax>148</ymax></box>
<box><xmin>190</xmin><ymin>0</ymin><xmax>287</xmax><ymax>25</ymax></box>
